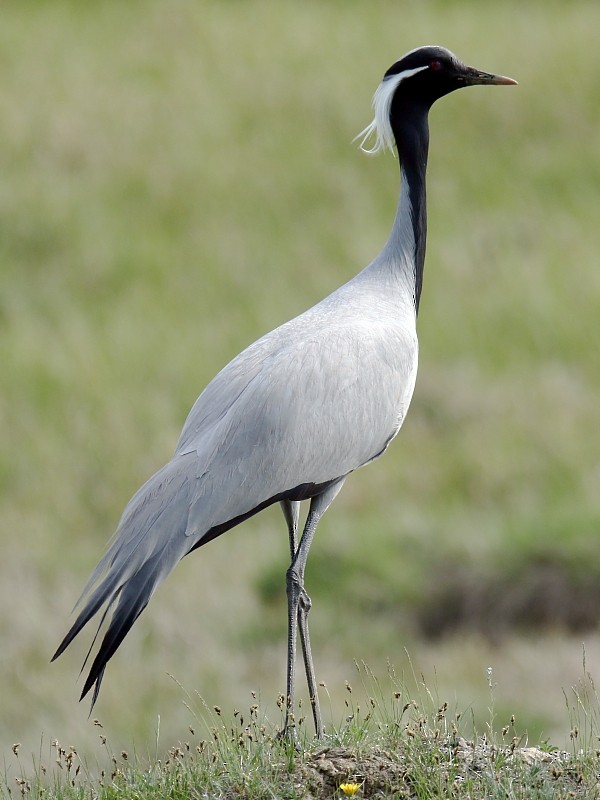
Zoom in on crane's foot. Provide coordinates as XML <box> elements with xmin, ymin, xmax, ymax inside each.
<box><xmin>277</xmin><ymin>717</ymin><xmax>301</xmax><ymax>749</ymax></box>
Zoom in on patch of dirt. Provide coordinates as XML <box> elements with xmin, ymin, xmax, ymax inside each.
<box><xmin>297</xmin><ymin>740</ymin><xmax>589</xmax><ymax>799</ymax></box>
<box><xmin>300</xmin><ymin>745</ymin><xmax>409</xmax><ymax>798</ymax></box>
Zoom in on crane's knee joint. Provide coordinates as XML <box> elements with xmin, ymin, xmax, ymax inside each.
<box><xmin>299</xmin><ymin>588</ymin><xmax>312</xmax><ymax>612</ymax></box>
<box><xmin>286</xmin><ymin>565</ymin><xmax>302</xmax><ymax>593</ymax></box>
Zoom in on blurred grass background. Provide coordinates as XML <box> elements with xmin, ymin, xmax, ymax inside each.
<box><xmin>1</xmin><ymin>0</ymin><xmax>599</xmax><ymax>767</ymax></box>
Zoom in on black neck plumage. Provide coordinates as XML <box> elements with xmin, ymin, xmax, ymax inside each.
<box><xmin>392</xmin><ymin>103</ymin><xmax>430</xmax><ymax>315</ymax></box>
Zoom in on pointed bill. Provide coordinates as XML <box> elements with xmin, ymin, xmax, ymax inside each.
<box><xmin>460</xmin><ymin>66</ymin><xmax>518</xmax><ymax>86</ymax></box>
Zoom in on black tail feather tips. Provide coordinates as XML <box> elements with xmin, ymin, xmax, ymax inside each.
<box><xmin>52</xmin><ymin>457</ymin><xmax>193</xmax><ymax>707</ymax></box>
<box><xmin>53</xmin><ymin>559</ymin><xmax>159</xmax><ymax>710</ymax></box>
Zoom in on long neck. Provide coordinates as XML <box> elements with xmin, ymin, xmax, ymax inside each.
<box><xmin>387</xmin><ymin>104</ymin><xmax>430</xmax><ymax>314</ymax></box>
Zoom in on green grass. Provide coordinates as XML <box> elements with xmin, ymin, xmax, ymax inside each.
<box><xmin>5</xmin><ymin>662</ymin><xmax>600</xmax><ymax>799</ymax></box>
<box><xmin>1</xmin><ymin>0</ymin><xmax>600</xmax><ymax>776</ymax></box>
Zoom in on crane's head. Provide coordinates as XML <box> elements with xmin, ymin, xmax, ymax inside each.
<box><xmin>356</xmin><ymin>46</ymin><xmax>517</xmax><ymax>155</ymax></box>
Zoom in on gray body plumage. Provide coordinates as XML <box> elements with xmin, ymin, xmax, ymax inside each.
<box><xmin>60</xmin><ymin>179</ymin><xmax>419</xmax><ymax>701</ymax></box>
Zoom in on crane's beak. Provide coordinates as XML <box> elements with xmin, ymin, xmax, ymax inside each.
<box><xmin>461</xmin><ymin>66</ymin><xmax>518</xmax><ymax>86</ymax></box>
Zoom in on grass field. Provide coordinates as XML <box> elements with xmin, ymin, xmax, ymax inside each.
<box><xmin>6</xmin><ymin>661</ymin><xmax>600</xmax><ymax>799</ymax></box>
<box><xmin>1</xmin><ymin>0</ymin><xmax>600</xmax><ymax>781</ymax></box>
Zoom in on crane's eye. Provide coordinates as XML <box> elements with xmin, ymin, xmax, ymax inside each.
<box><xmin>429</xmin><ymin>59</ymin><xmax>442</xmax><ymax>71</ymax></box>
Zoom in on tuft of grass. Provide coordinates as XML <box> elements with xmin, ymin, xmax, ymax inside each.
<box><xmin>3</xmin><ymin>664</ymin><xmax>600</xmax><ymax>799</ymax></box>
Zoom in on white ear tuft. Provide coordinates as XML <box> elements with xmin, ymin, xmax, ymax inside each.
<box><xmin>354</xmin><ymin>65</ymin><xmax>429</xmax><ymax>156</ymax></box>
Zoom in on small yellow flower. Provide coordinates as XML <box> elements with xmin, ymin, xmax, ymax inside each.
<box><xmin>339</xmin><ymin>782</ymin><xmax>361</xmax><ymax>796</ymax></box>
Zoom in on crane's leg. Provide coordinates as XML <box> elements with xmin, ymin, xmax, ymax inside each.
<box><xmin>282</xmin><ymin>504</ymin><xmax>320</xmax><ymax>720</ymax></box>
<box><xmin>297</xmin><ymin>572</ymin><xmax>321</xmax><ymax>737</ymax></box>
<box><xmin>282</xmin><ymin>499</ymin><xmax>319</xmax><ymax>737</ymax></box>
<box><xmin>281</xmin><ymin>499</ymin><xmax>301</xmax><ymax>557</ymax></box>
<box><xmin>280</xmin><ymin>499</ymin><xmax>302</xmax><ymax>742</ymax></box>
<box><xmin>281</xmin><ymin>479</ymin><xmax>345</xmax><ymax>741</ymax></box>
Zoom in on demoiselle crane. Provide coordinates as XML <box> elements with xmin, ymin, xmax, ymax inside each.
<box><xmin>53</xmin><ymin>46</ymin><xmax>516</xmax><ymax>739</ymax></box>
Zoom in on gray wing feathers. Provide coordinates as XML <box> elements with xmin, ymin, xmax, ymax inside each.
<box><xmin>183</xmin><ymin>322</ymin><xmax>416</xmax><ymax>535</ymax></box>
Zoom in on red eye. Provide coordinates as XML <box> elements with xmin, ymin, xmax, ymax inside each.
<box><xmin>430</xmin><ymin>59</ymin><xmax>442</xmax><ymax>71</ymax></box>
